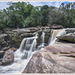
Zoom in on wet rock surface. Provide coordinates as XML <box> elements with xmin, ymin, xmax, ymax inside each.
<box><xmin>0</xmin><ymin>27</ymin><xmax>74</xmax><ymax>52</ymax></box>
<box><xmin>0</xmin><ymin>27</ymin><xmax>51</xmax><ymax>66</ymax></box>
<box><xmin>0</xmin><ymin>27</ymin><xmax>75</xmax><ymax>73</ymax></box>
<box><xmin>1</xmin><ymin>49</ymin><xmax>14</xmax><ymax>65</ymax></box>
<box><xmin>0</xmin><ymin>26</ymin><xmax>50</xmax><ymax>51</ymax></box>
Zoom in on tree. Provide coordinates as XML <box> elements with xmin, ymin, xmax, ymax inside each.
<box><xmin>0</xmin><ymin>10</ymin><xmax>7</xmax><ymax>30</ymax></box>
<box><xmin>41</xmin><ymin>5</ymin><xmax>49</xmax><ymax>26</ymax></box>
<box><xmin>0</xmin><ymin>2</ymin><xmax>75</xmax><ymax>28</ymax></box>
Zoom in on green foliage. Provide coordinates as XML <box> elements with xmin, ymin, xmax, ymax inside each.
<box><xmin>41</xmin><ymin>5</ymin><xmax>49</xmax><ymax>26</ymax></box>
<box><xmin>0</xmin><ymin>2</ymin><xmax>75</xmax><ymax>28</ymax></box>
<box><xmin>23</xmin><ymin>16</ymin><xmax>31</xmax><ymax>27</ymax></box>
<box><xmin>0</xmin><ymin>11</ymin><xmax>7</xmax><ymax>29</ymax></box>
<box><xmin>30</xmin><ymin>7</ymin><xmax>41</xmax><ymax>26</ymax></box>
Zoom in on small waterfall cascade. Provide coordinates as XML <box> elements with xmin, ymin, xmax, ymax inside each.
<box><xmin>38</xmin><ymin>31</ymin><xmax>45</xmax><ymax>49</ymax></box>
<box><xmin>41</xmin><ymin>31</ymin><xmax>45</xmax><ymax>46</ymax></box>
<box><xmin>0</xmin><ymin>33</ymin><xmax>38</xmax><ymax>74</ymax></box>
<box><xmin>41</xmin><ymin>31</ymin><xmax>45</xmax><ymax>44</ymax></box>
<box><xmin>19</xmin><ymin>33</ymin><xmax>38</xmax><ymax>59</ymax></box>
<box><xmin>48</xmin><ymin>29</ymin><xmax>53</xmax><ymax>45</ymax></box>
<box><xmin>27</xmin><ymin>38</ymin><xmax>37</xmax><ymax>58</ymax></box>
<box><xmin>49</xmin><ymin>29</ymin><xmax>66</xmax><ymax>45</ymax></box>
<box><xmin>0</xmin><ymin>28</ymin><xmax>66</xmax><ymax>74</ymax></box>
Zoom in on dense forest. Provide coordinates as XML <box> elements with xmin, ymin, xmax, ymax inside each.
<box><xmin>0</xmin><ymin>2</ymin><xmax>75</xmax><ymax>29</ymax></box>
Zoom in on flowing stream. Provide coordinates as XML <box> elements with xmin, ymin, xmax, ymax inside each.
<box><xmin>0</xmin><ymin>29</ymin><xmax>66</xmax><ymax>74</ymax></box>
<box><xmin>49</xmin><ymin>29</ymin><xmax>66</xmax><ymax>45</ymax></box>
<box><xmin>38</xmin><ymin>31</ymin><xmax>45</xmax><ymax>49</ymax></box>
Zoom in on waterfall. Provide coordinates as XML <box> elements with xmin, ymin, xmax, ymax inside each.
<box><xmin>20</xmin><ymin>33</ymin><xmax>38</xmax><ymax>59</ymax></box>
<box><xmin>41</xmin><ymin>31</ymin><xmax>45</xmax><ymax>44</ymax></box>
<box><xmin>27</xmin><ymin>38</ymin><xmax>37</xmax><ymax>58</ymax></box>
<box><xmin>41</xmin><ymin>31</ymin><xmax>45</xmax><ymax>46</ymax></box>
<box><xmin>0</xmin><ymin>33</ymin><xmax>38</xmax><ymax>74</ymax></box>
<box><xmin>37</xmin><ymin>31</ymin><xmax>45</xmax><ymax>50</ymax></box>
<box><xmin>48</xmin><ymin>29</ymin><xmax>53</xmax><ymax>45</ymax></box>
<box><xmin>0</xmin><ymin>28</ymin><xmax>66</xmax><ymax>74</ymax></box>
<box><xmin>19</xmin><ymin>38</ymin><xmax>26</xmax><ymax>52</ymax></box>
<box><xmin>49</xmin><ymin>29</ymin><xmax>66</xmax><ymax>45</ymax></box>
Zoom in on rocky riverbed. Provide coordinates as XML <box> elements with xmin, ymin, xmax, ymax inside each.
<box><xmin>0</xmin><ymin>26</ymin><xmax>50</xmax><ymax>50</ymax></box>
<box><xmin>0</xmin><ymin>27</ymin><xmax>75</xmax><ymax>73</ymax></box>
<box><xmin>23</xmin><ymin>28</ymin><xmax>75</xmax><ymax>73</ymax></box>
<box><xmin>0</xmin><ymin>26</ymin><xmax>51</xmax><ymax>65</ymax></box>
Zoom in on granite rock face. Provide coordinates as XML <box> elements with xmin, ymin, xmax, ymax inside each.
<box><xmin>23</xmin><ymin>43</ymin><xmax>75</xmax><ymax>73</ymax></box>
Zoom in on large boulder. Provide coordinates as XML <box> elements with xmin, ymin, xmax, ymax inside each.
<box><xmin>1</xmin><ymin>49</ymin><xmax>14</xmax><ymax>65</ymax></box>
<box><xmin>57</xmin><ymin>33</ymin><xmax>75</xmax><ymax>42</ymax></box>
<box><xmin>49</xmin><ymin>24</ymin><xmax>63</xmax><ymax>29</ymax></box>
<box><xmin>23</xmin><ymin>47</ymin><xmax>75</xmax><ymax>73</ymax></box>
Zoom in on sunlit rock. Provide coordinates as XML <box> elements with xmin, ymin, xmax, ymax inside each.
<box><xmin>57</xmin><ymin>33</ymin><xmax>75</xmax><ymax>42</ymax></box>
<box><xmin>23</xmin><ymin>48</ymin><xmax>74</xmax><ymax>73</ymax></box>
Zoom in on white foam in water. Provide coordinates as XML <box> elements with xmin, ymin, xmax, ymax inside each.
<box><xmin>41</xmin><ymin>31</ymin><xmax>45</xmax><ymax>47</ymax></box>
<box><xmin>0</xmin><ymin>33</ymin><xmax>38</xmax><ymax>74</ymax></box>
<box><xmin>41</xmin><ymin>31</ymin><xmax>45</xmax><ymax>44</ymax></box>
<box><xmin>49</xmin><ymin>29</ymin><xmax>66</xmax><ymax>45</ymax></box>
<box><xmin>0</xmin><ymin>29</ymin><xmax>66</xmax><ymax>74</ymax></box>
<box><xmin>27</xmin><ymin>37</ymin><xmax>37</xmax><ymax>58</ymax></box>
<box><xmin>37</xmin><ymin>31</ymin><xmax>45</xmax><ymax>50</ymax></box>
<box><xmin>0</xmin><ymin>48</ymin><xmax>37</xmax><ymax>74</ymax></box>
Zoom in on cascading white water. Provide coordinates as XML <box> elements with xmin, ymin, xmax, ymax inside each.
<box><xmin>0</xmin><ymin>29</ymin><xmax>66</xmax><ymax>74</ymax></box>
<box><xmin>37</xmin><ymin>31</ymin><xmax>45</xmax><ymax>50</ymax></box>
<box><xmin>49</xmin><ymin>29</ymin><xmax>66</xmax><ymax>45</ymax></box>
<box><xmin>19</xmin><ymin>38</ymin><xmax>26</xmax><ymax>52</ymax></box>
<box><xmin>41</xmin><ymin>31</ymin><xmax>45</xmax><ymax>47</ymax></box>
<box><xmin>41</xmin><ymin>31</ymin><xmax>45</xmax><ymax>44</ymax></box>
<box><xmin>0</xmin><ymin>33</ymin><xmax>38</xmax><ymax>74</ymax></box>
<box><xmin>48</xmin><ymin>29</ymin><xmax>53</xmax><ymax>45</ymax></box>
<box><xmin>19</xmin><ymin>33</ymin><xmax>38</xmax><ymax>59</ymax></box>
<box><xmin>27</xmin><ymin>38</ymin><xmax>37</xmax><ymax>58</ymax></box>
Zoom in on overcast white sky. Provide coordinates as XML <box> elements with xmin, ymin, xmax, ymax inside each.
<box><xmin>0</xmin><ymin>1</ymin><xmax>74</xmax><ymax>10</ymax></box>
